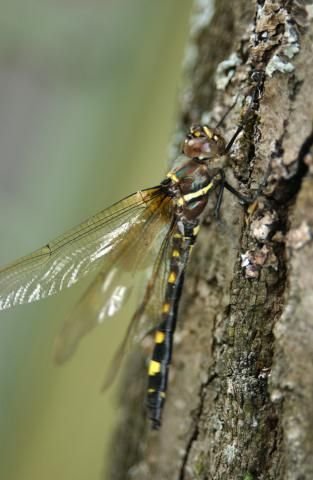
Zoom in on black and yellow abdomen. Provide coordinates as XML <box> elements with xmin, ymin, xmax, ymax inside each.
<box><xmin>146</xmin><ymin>224</ymin><xmax>199</xmax><ymax>429</ymax></box>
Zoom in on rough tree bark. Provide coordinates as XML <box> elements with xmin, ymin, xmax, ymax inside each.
<box><xmin>106</xmin><ymin>1</ymin><xmax>313</xmax><ymax>479</ymax></box>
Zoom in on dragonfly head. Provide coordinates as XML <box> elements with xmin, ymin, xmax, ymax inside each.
<box><xmin>183</xmin><ymin>125</ymin><xmax>226</xmax><ymax>161</ymax></box>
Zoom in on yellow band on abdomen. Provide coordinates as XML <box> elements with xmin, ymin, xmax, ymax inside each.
<box><xmin>148</xmin><ymin>360</ymin><xmax>161</xmax><ymax>376</ymax></box>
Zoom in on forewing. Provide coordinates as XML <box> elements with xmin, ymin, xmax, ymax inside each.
<box><xmin>0</xmin><ymin>188</ymin><xmax>164</xmax><ymax>310</ymax></box>
<box><xmin>54</xmin><ymin>192</ymin><xmax>174</xmax><ymax>363</ymax></box>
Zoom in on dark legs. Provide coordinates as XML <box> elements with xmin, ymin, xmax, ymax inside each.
<box><xmin>214</xmin><ymin>170</ymin><xmax>258</xmax><ymax>220</ymax></box>
<box><xmin>214</xmin><ymin>70</ymin><xmax>266</xmax><ymax>216</ymax></box>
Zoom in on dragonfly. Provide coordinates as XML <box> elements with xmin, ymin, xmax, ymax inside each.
<box><xmin>0</xmin><ymin>122</ymin><xmax>256</xmax><ymax>429</ymax></box>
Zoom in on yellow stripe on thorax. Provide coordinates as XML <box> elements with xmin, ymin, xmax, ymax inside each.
<box><xmin>182</xmin><ymin>181</ymin><xmax>214</xmax><ymax>203</ymax></box>
<box><xmin>166</xmin><ymin>171</ymin><xmax>179</xmax><ymax>183</ymax></box>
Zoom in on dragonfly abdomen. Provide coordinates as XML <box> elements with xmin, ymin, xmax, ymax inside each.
<box><xmin>146</xmin><ymin>224</ymin><xmax>198</xmax><ymax>429</ymax></box>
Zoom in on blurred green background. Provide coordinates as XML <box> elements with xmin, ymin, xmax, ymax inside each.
<box><xmin>0</xmin><ymin>1</ymin><xmax>194</xmax><ymax>479</ymax></box>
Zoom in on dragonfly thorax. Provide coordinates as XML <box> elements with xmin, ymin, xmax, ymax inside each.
<box><xmin>165</xmin><ymin>159</ymin><xmax>217</xmax><ymax>221</ymax></box>
<box><xmin>183</xmin><ymin>125</ymin><xmax>226</xmax><ymax>161</ymax></box>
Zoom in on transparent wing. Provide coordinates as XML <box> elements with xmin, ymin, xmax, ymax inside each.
<box><xmin>0</xmin><ymin>188</ymin><xmax>165</xmax><ymax>310</ymax></box>
<box><xmin>101</xmin><ymin>217</ymin><xmax>178</xmax><ymax>389</ymax></box>
<box><xmin>54</xmin><ymin>195</ymin><xmax>174</xmax><ymax>363</ymax></box>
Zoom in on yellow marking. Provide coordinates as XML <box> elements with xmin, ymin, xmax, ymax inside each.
<box><xmin>168</xmin><ymin>271</ymin><xmax>177</xmax><ymax>284</ymax></box>
<box><xmin>172</xmin><ymin>249</ymin><xmax>180</xmax><ymax>257</ymax></box>
<box><xmin>148</xmin><ymin>360</ymin><xmax>161</xmax><ymax>376</ymax></box>
<box><xmin>166</xmin><ymin>171</ymin><xmax>179</xmax><ymax>183</ymax></box>
<box><xmin>203</xmin><ymin>125</ymin><xmax>213</xmax><ymax>138</ymax></box>
<box><xmin>148</xmin><ymin>388</ymin><xmax>165</xmax><ymax>398</ymax></box>
<box><xmin>162</xmin><ymin>303</ymin><xmax>170</xmax><ymax>313</ymax></box>
<box><xmin>155</xmin><ymin>330</ymin><xmax>165</xmax><ymax>344</ymax></box>
<box><xmin>193</xmin><ymin>225</ymin><xmax>200</xmax><ymax>236</ymax></box>
<box><xmin>173</xmin><ymin>233</ymin><xmax>182</xmax><ymax>238</ymax></box>
<box><xmin>183</xmin><ymin>182</ymin><xmax>213</xmax><ymax>203</ymax></box>
<box><xmin>177</xmin><ymin>197</ymin><xmax>185</xmax><ymax>206</ymax></box>
<box><xmin>193</xmin><ymin>130</ymin><xmax>201</xmax><ymax>137</ymax></box>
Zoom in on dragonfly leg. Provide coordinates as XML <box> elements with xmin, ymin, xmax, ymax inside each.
<box><xmin>214</xmin><ymin>170</ymin><xmax>226</xmax><ymax>219</ymax></box>
<box><xmin>224</xmin><ymin>180</ymin><xmax>254</xmax><ymax>204</ymax></box>
<box><xmin>224</xmin><ymin>158</ymin><xmax>271</xmax><ymax>205</ymax></box>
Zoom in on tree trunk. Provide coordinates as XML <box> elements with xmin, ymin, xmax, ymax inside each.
<box><xmin>106</xmin><ymin>1</ymin><xmax>313</xmax><ymax>479</ymax></box>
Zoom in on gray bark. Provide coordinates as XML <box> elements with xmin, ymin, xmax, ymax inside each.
<box><xmin>106</xmin><ymin>1</ymin><xmax>313</xmax><ymax>479</ymax></box>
